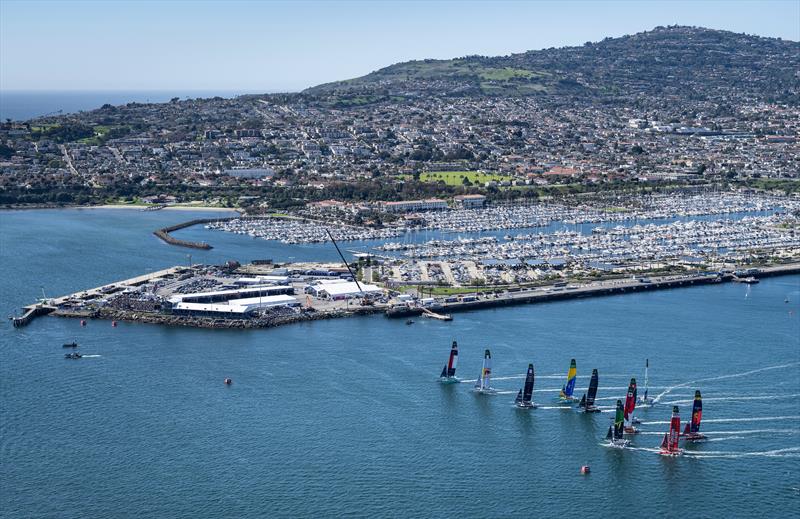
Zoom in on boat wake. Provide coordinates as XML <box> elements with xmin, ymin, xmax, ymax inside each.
<box><xmin>639</xmin><ymin>415</ymin><xmax>800</xmax><ymax>425</ymax></box>
<box><xmin>637</xmin><ymin>428</ymin><xmax>800</xmax><ymax>436</ymax></box>
<box><xmin>683</xmin><ymin>447</ymin><xmax>800</xmax><ymax>459</ymax></box>
<box><xmin>652</xmin><ymin>362</ymin><xmax>800</xmax><ymax>404</ymax></box>
<box><xmin>660</xmin><ymin>393</ymin><xmax>800</xmax><ymax>405</ymax></box>
<box><xmin>80</xmin><ymin>355</ymin><xmax>102</xmax><ymax>358</ymax></box>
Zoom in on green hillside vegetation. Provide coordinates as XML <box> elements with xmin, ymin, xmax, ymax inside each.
<box><xmin>304</xmin><ymin>27</ymin><xmax>799</xmax><ymax>104</ymax></box>
<box><xmin>308</xmin><ymin>58</ymin><xmax>554</xmax><ymax>97</ymax></box>
<box><xmin>420</xmin><ymin>171</ymin><xmax>512</xmax><ymax>186</ymax></box>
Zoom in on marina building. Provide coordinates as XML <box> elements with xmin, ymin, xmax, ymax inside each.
<box><xmin>454</xmin><ymin>194</ymin><xmax>486</xmax><ymax>209</ymax></box>
<box><xmin>382</xmin><ymin>199</ymin><xmax>448</xmax><ymax>213</ymax></box>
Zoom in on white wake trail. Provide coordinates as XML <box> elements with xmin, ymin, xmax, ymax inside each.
<box><xmin>639</xmin><ymin>415</ymin><xmax>800</xmax><ymax>425</ymax></box>
<box><xmin>652</xmin><ymin>362</ymin><xmax>800</xmax><ymax>403</ymax></box>
<box><xmin>662</xmin><ymin>393</ymin><xmax>800</xmax><ymax>405</ymax></box>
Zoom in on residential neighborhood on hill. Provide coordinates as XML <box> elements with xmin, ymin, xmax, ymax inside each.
<box><xmin>0</xmin><ymin>26</ymin><xmax>798</xmax><ymax>210</ymax></box>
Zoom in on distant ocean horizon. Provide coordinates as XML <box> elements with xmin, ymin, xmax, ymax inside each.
<box><xmin>0</xmin><ymin>89</ymin><xmax>286</xmax><ymax>121</ymax></box>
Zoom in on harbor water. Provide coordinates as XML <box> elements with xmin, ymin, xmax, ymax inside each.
<box><xmin>1</xmin><ymin>209</ymin><xmax>799</xmax><ymax>518</ymax></box>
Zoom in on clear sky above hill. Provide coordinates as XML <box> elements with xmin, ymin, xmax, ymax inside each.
<box><xmin>1</xmin><ymin>0</ymin><xmax>798</xmax><ymax>92</ymax></box>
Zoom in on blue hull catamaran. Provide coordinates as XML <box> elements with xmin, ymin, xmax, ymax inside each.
<box><xmin>473</xmin><ymin>349</ymin><xmax>495</xmax><ymax>394</ymax></box>
<box><xmin>559</xmin><ymin>358</ymin><xmax>578</xmax><ymax>402</ymax></box>
<box><xmin>439</xmin><ymin>340</ymin><xmax>459</xmax><ymax>384</ymax></box>
<box><xmin>578</xmin><ymin>369</ymin><xmax>601</xmax><ymax>413</ymax></box>
<box><xmin>514</xmin><ymin>363</ymin><xmax>536</xmax><ymax>409</ymax></box>
<box><xmin>606</xmin><ymin>399</ymin><xmax>630</xmax><ymax>447</ymax></box>
<box><xmin>682</xmin><ymin>390</ymin><xmax>706</xmax><ymax>441</ymax></box>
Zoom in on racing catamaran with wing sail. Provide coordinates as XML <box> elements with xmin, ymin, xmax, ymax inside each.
<box><xmin>514</xmin><ymin>363</ymin><xmax>536</xmax><ymax>409</ymax></box>
<box><xmin>682</xmin><ymin>390</ymin><xmax>706</xmax><ymax>442</ymax></box>
<box><xmin>637</xmin><ymin>359</ymin><xmax>655</xmax><ymax>407</ymax></box>
<box><xmin>578</xmin><ymin>369</ymin><xmax>600</xmax><ymax>413</ymax></box>
<box><xmin>439</xmin><ymin>340</ymin><xmax>459</xmax><ymax>384</ymax></box>
<box><xmin>606</xmin><ymin>400</ymin><xmax>630</xmax><ymax>447</ymax></box>
<box><xmin>623</xmin><ymin>378</ymin><xmax>639</xmax><ymax>433</ymax></box>
<box><xmin>559</xmin><ymin>358</ymin><xmax>578</xmax><ymax>402</ymax></box>
<box><xmin>659</xmin><ymin>406</ymin><xmax>684</xmax><ymax>456</ymax></box>
<box><xmin>473</xmin><ymin>349</ymin><xmax>495</xmax><ymax>394</ymax></box>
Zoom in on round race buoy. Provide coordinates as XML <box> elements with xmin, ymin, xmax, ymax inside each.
<box><xmin>580</xmin><ymin>465</ymin><xmax>590</xmax><ymax>475</ymax></box>
<box><xmin>224</xmin><ymin>378</ymin><xmax>232</xmax><ymax>385</ymax></box>
<box><xmin>112</xmin><ymin>321</ymin><xmax>117</xmax><ymax>327</ymax></box>
<box><xmin>80</xmin><ymin>320</ymin><xmax>86</xmax><ymax>326</ymax></box>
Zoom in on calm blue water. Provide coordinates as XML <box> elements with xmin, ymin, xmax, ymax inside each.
<box><xmin>0</xmin><ymin>90</ymin><xmax>268</xmax><ymax>121</ymax></box>
<box><xmin>1</xmin><ymin>209</ymin><xmax>799</xmax><ymax>518</ymax></box>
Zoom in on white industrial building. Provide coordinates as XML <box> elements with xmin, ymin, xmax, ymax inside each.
<box><xmin>171</xmin><ymin>294</ymin><xmax>299</xmax><ymax>317</ymax></box>
<box><xmin>304</xmin><ymin>279</ymin><xmax>383</xmax><ymax>300</ymax></box>
<box><xmin>234</xmin><ymin>275</ymin><xmax>291</xmax><ymax>286</ymax></box>
<box><xmin>168</xmin><ymin>285</ymin><xmax>294</xmax><ymax>304</ymax></box>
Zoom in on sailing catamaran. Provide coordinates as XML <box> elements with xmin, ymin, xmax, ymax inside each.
<box><xmin>682</xmin><ymin>390</ymin><xmax>706</xmax><ymax>441</ymax></box>
<box><xmin>473</xmin><ymin>349</ymin><xmax>495</xmax><ymax>394</ymax></box>
<box><xmin>659</xmin><ymin>405</ymin><xmax>684</xmax><ymax>456</ymax></box>
<box><xmin>559</xmin><ymin>358</ymin><xmax>578</xmax><ymax>402</ymax></box>
<box><xmin>578</xmin><ymin>368</ymin><xmax>600</xmax><ymax>413</ymax></box>
<box><xmin>439</xmin><ymin>340</ymin><xmax>459</xmax><ymax>384</ymax></box>
<box><xmin>606</xmin><ymin>400</ymin><xmax>630</xmax><ymax>447</ymax></box>
<box><xmin>637</xmin><ymin>359</ymin><xmax>655</xmax><ymax>407</ymax></box>
<box><xmin>514</xmin><ymin>363</ymin><xmax>536</xmax><ymax>409</ymax></box>
<box><xmin>623</xmin><ymin>378</ymin><xmax>639</xmax><ymax>434</ymax></box>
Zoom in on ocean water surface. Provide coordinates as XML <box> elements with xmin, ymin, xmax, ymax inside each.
<box><xmin>1</xmin><ymin>209</ymin><xmax>798</xmax><ymax>518</ymax></box>
<box><xmin>0</xmin><ymin>90</ymin><xmax>269</xmax><ymax>121</ymax></box>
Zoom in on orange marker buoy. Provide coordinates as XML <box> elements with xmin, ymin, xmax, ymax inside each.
<box><xmin>580</xmin><ymin>465</ymin><xmax>590</xmax><ymax>475</ymax></box>
<box><xmin>224</xmin><ymin>378</ymin><xmax>232</xmax><ymax>385</ymax></box>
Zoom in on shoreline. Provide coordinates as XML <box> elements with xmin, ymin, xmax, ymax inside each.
<box><xmin>17</xmin><ymin>262</ymin><xmax>800</xmax><ymax>330</ymax></box>
<box><xmin>0</xmin><ymin>203</ymin><xmax>240</xmax><ymax>213</ymax></box>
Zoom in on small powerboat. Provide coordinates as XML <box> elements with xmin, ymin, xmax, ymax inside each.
<box><xmin>64</xmin><ymin>352</ymin><xmax>82</xmax><ymax>359</ymax></box>
<box><xmin>62</xmin><ymin>342</ymin><xmax>78</xmax><ymax>348</ymax></box>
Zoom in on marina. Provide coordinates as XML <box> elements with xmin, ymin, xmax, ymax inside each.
<box><xmin>2</xmin><ymin>207</ymin><xmax>799</xmax><ymax>518</ymax></box>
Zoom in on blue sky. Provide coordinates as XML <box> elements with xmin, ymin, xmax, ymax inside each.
<box><xmin>1</xmin><ymin>0</ymin><xmax>798</xmax><ymax>92</ymax></box>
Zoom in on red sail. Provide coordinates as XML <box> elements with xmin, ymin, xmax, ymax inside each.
<box><xmin>623</xmin><ymin>378</ymin><xmax>637</xmax><ymax>424</ymax></box>
<box><xmin>668</xmin><ymin>406</ymin><xmax>681</xmax><ymax>451</ymax></box>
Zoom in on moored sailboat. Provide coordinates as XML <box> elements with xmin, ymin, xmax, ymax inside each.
<box><xmin>637</xmin><ymin>359</ymin><xmax>655</xmax><ymax>407</ymax></box>
<box><xmin>623</xmin><ymin>378</ymin><xmax>639</xmax><ymax>434</ymax></box>
<box><xmin>559</xmin><ymin>358</ymin><xmax>578</xmax><ymax>402</ymax></box>
<box><xmin>439</xmin><ymin>340</ymin><xmax>459</xmax><ymax>384</ymax></box>
<box><xmin>606</xmin><ymin>400</ymin><xmax>630</xmax><ymax>447</ymax></box>
<box><xmin>473</xmin><ymin>349</ymin><xmax>495</xmax><ymax>394</ymax></box>
<box><xmin>578</xmin><ymin>369</ymin><xmax>600</xmax><ymax>413</ymax></box>
<box><xmin>514</xmin><ymin>363</ymin><xmax>536</xmax><ymax>409</ymax></box>
<box><xmin>659</xmin><ymin>405</ymin><xmax>684</xmax><ymax>456</ymax></box>
<box><xmin>682</xmin><ymin>390</ymin><xmax>706</xmax><ymax>441</ymax></box>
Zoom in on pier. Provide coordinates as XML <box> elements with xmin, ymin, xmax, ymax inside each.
<box><xmin>385</xmin><ymin>263</ymin><xmax>800</xmax><ymax>318</ymax></box>
<box><xmin>11</xmin><ymin>304</ymin><xmax>55</xmax><ymax>327</ymax></box>
<box><xmin>12</xmin><ymin>261</ymin><xmax>800</xmax><ymax>330</ymax></box>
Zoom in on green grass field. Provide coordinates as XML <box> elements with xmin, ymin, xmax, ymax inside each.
<box><xmin>420</xmin><ymin>171</ymin><xmax>512</xmax><ymax>186</ymax></box>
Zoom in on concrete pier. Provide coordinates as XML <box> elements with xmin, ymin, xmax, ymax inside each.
<box><xmin>386</xmin><ymin>263</ymin><xmax>800</xmax><ymax>318</ymax></box>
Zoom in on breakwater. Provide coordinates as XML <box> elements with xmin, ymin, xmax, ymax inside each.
<box><xmin>153</xmin><ymin>218</ymin><xmax>235</xmax><ymax>249</ymax></box>
<box><xmin>53</xmin><ymin>305</ymin><xmax>384</xmax><ymax>329</ymax></box>
<box><xmin>386</xmin><ymin>263</ymin><xmax>800</xmax><ymax>318</ymax></box>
